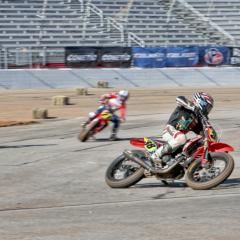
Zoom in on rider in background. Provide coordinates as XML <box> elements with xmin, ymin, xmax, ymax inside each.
<box><xmin>82</xmin><ymin>90</ymin><xmax>129</xmax><ymax>140</ymax></box>
<box><xmin>150</xmin><ymin>92</ymin><xmax>214</xmax><ymax>165</ymax></box>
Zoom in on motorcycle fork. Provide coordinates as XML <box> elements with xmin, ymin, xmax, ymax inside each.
<box><xmin>201</xmin><ymin>140</ymin><xmax>212</xmax><ymax>167</ymax></box>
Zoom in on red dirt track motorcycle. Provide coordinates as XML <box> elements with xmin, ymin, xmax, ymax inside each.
<box><xmin>105</xmin><ymin>111</ymin><xmax>235</xmax><ymax>190</ymax></box>
<box><xmin>79</xmin><ymin>110</ymin><xmax>112</xmax><ymax>142</ymax></box>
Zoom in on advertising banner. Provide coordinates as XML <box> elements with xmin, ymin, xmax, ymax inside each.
<box><xmin>198</xmin><ymin>46</ymin><xmax>230</xmax><ymax>65</ymax></box>
<box><xmin>230</xmin><ymin>47</ymin><xmax>240</xmax><ymax>65</ymax></box>
<box><xmin>65</xmin><ymin>47</ymin><xmax>99</xmax><ymax>68</ymax></box>
<box><xmin>65</xmin><ymin>47</ymin><xmax>132</xmax><ymax>68</ymax></box>
<box><xmin>133</xmin><ymin>47</ymin><xmax>198</xmax><ymax>68</ymax></box>
<box><xmin>99</xmin><ymin>47</ymin><xmax>132</xmax><ymax>68</ymax></box>
<box><xmin>166</xmin><ymin>47</ymin><xmax>199</xmax><ymax>67</ymax></box>
<box><xmin>65</xmin><ymin>46</ymin><xmax>232</xmax><ymax>68</ymax></box>
<box><xmin>132</xmin><ymin>47</ymin><xmax>166</xmax><ymax>68</ymax></box>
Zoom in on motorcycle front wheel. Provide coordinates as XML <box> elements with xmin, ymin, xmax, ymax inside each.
<box><xmin>78</xmin><ymin>119</ymin><xmax>99</xmax><ymax>142</ymax></box>
<box><xmin>185</xmin><ymin>152</ymin><xmax>234</xmax><ymax>190</ymax></box>
<box><xmin>105</xmin><ymin>150</ymin><xmax>145</xmax><ymax>188</ymax></box>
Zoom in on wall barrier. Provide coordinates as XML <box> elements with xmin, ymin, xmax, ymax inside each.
<box><xmin>1</xmin><ymin>67</ymin><xmax>240</xmax><ymax>90</ymax></box>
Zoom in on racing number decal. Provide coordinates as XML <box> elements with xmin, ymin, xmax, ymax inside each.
<box><xmin>144</xmin><ymin>137</ymin><xmax>157</xmax><ymax>153</ymax></box>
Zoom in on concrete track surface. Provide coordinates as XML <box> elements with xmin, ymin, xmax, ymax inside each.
<box><xmin>0</xmin><ymin>88</ymin><xmax>240</xmax><ymax>240</ymax></box>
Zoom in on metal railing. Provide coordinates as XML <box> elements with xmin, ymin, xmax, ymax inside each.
<box><xmin>85</xmin><ymin>1</ymin><xmax>145</xmax><ymax>46</ymax></box>
<box><xmin>0</xmin><ymin>49</ymin><xmax>8</xmax><ymax>69</ymax></box>
<box><xmin>128</xmin><ymin>32</ymin><xmax>145</xmax><ymax>47</ymax></box>
<box><xmin>65</xmin><ymin>0</ymin><xmax>84</xmax><ymax>12</ymax></box>
<box><xmin>107</xmin><ymin>17</ymin><xmax>125</xmax><ymax>42</ymax></box>
<box><xmin>86</xmin><ymin>3</ymin><xmax>104</xmax><ymax>27</ymax></box>
<box><xmin>0</xmin><ymin>47</ymin><xmax>65</xmax><ymax>69</ymax></box>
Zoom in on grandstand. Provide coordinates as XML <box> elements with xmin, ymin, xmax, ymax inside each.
<box><xmin>0</xmin><ymin>0</ymin><xmax>239</xmax><ymax>68</ymax></box>
<box><xmin>186</xmin><ymin>0</ymin><xmax>240</xmax><ymax>41</ymax></box>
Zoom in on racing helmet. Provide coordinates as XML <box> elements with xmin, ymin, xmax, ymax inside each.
<box><xmin>193</xmin><ymin>92</ymin><xmax>214</xmax><ymax>116</ymax></box>
<box><xmin>118</xmin><ymin>90</ymin><xmax>129</xmax><ymax>102</ymax></box>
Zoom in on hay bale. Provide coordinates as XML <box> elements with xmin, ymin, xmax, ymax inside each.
<box><xmin>52</xmin><ymin>95</ymin><xmax>69</xmax><ymax>105</ymax></box>
<box><xmin>76</xmin><ymin>88</ymin><xmax>88</xmax><ymax>95</ymax></box>
<box><xmin>97</xmin><ymin>80</ymin><xmax>109</xmax><ymax>88</ymax></box>
<box><xmin>32</xmin><ymin>108</ymin><xmax>48</xmax><ymax>119</ymax></box>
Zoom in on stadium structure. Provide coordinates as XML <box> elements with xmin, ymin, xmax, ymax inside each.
<box><xmin>1</xmin><ymin>3</ymin><xmax>240</xmax><ymax>239</ymax></box>
<box><xmin>0</xmin><ymin>0</ymin><xmax>240</xmax><ymax>68</ymax></box>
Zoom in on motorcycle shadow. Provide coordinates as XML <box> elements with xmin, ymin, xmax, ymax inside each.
<box><xmin>134</xmin><ymin>180</ymin><xmax>187</xmax><ymax>189</ymax></box>
<box><xmin>134</xmin><ymin>178</ymin><xmax>240</xmax><ymax>190</ymax></box>
<box><xmin>94</xmin><ymin>137</ymin><xmax>133</xmax><ymax>142</ymax></box>
<box><xmin>215</xmin><ymin>177</ymin><xmax>240</xmax><ymax>190</ymax></box>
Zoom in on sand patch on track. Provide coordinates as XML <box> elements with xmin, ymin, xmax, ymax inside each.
<box><xmin>0</xmin><ymin>119</ymin><xmax>38</xmax><ymax>127</ymax></box>
<box><xmin>0</xmin><ymin>87</ymin><xmax>240</xmax><ymax>127</ymax></box>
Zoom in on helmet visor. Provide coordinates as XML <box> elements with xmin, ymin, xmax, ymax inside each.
<box><xmin>203</xmin><ymin>103</ymin><xmax>213</xmax><ymax>115</ymax></box>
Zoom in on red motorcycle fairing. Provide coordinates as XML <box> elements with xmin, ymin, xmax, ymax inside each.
<box><xmin>182</xmin><ymin>136</ymin><xmax>203</xmax><ymax>153</ymax></box>
<box><xmin>94</xmin><ymin>118</ymin><xmax>109</xmax><ymax>133</ymax></box>
<box><xmin>193</xmin><ymin>142</ymin><xmax>235</xmax><ymax>159</ymax></box>
<box><xmin>130</xmin><ymin>138</ymin><xmax>166</xmax><ymax>148</ymax></box>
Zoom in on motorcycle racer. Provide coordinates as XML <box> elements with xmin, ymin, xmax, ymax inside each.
<box><xmin>82</xmin><ymin>90</ymin><xmax>129</xmax><ymax>140</ymax></box>
<box><xmin>151</xmin><ymin>92</ymin><xmax>214</xmax><ymax>165</ymax></box>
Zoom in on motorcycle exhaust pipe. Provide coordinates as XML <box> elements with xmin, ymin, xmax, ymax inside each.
<box><xmin>123</xmin><ymin>150</ymin><xmax>183</xmax><ymax>174</ymax></box>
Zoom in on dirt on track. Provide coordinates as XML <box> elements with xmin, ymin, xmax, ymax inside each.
<box><xmin>0</xmin><ymin>87</ymin><xmax>240</xmax><ymax>127</ymax></box>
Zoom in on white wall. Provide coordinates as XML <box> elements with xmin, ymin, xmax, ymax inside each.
<box><xmin>0</xmin><ymin>67</ymin><xmax>240</xmax><ymax>90</ymax></box>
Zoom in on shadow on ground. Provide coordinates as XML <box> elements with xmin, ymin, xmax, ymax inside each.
<box><xmin>134</xmin><ymin>180</ymin><xmax>187</xmax><ymax>189</ymax></box>
<box><xmin>0</xmin><ymin>144</ymin><xmax>57</xmax><ymax>149</ymax></box>
<box><xmin>134</xmin><ymin>178</ymin><xmax>240</xmax><ymax>191</ymax></box>
<box><xmin>215</xmin><ymin>178</ymin><xmax>240</xmax><ymax>190</ymax></box>
<box><xmin>94</xmin><ymin>137</ymin><xmax>133</xmax><ymax>142</ymax></box>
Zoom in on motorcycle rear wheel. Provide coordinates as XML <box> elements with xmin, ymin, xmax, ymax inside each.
<box><xmin>185</xmin><ymin>152</ymin><xmax>234</xmax><ymax>190</ymax></box>
<box><xmin>105</xmin><ymin>150</ymin><xmax>145</xmax><ymax>188</ymax></box>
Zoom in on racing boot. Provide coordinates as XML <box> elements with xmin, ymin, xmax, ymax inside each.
<box><xmin>109</xmin><ymin>128</ymin><xmax>119</xmax><ymax>141</ymax></box>
<box><xmin>151</xmin><ymin>143</ymin><xmax>173</xmax><ymax>166</ymax></box>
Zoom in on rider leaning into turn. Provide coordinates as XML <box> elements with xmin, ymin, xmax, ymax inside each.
<box><xmin>151</xmin><ymin>92</ymin><xmax>214</xmax><ymax>165</ymax></box>
<box><xmin>83</xmin><ymin>90</ymin><xmax>129</xmax><ymax>140</ymax></box>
